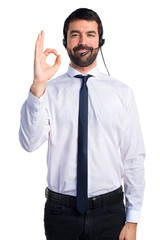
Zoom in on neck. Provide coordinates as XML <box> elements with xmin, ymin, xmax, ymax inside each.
<box><xmin>70</xmin><ymin>60</ymin><xmax>97</xmax><ymax>74</ymax></box>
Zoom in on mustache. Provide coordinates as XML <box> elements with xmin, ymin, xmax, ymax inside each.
<box><xmin>73</xmin><ymin>45</ymin><xmax>93</xmax><ymax>53</ymax></box>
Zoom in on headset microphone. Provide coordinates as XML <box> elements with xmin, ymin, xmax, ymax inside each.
<box><xmin>80</xmin><ymin>47</ymin><xmax>99</xmax><ymax>56</ymax></box>
<box><xmin>81</xmin><ymin>50</ymin><xmax>90</xmax><ymax>56</ymax></box>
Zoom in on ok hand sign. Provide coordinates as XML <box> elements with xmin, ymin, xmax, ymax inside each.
<box><xmin>31</xmin><ymin>31</ymin><xmax>61</xmax><ymax>98</ymax></box>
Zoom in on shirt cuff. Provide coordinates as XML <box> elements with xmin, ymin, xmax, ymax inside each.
<box><xmin>125</xmin><ymin>208</ymin><xmax>141</xmax><ymax>223</ymax></box>
<box><xmin>27</xmin><ymin>90</ymin><xmax>46</xmax><ymax>111</ymax></box>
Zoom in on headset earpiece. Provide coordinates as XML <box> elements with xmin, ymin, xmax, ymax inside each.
<box><xmin>63</xmin><ymin>38</ymin><xmax>67</xmax><ymax>48</ymax></box>
<box><xmin>99</xmin><ymin>38</ymin><xmax>105</xmax><ymax>48</ymax></box>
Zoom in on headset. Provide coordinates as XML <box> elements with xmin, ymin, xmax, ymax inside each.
<box><xmin>63</xmin><ymin>36</ymin><xmax>110</xmax><ymax>76</ymax></box>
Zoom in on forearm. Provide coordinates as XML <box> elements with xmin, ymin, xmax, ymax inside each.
<box><xmin>119</xmin><ymin>88</ymin><xmax>145</xmax><ymax>223</ymax></box>
<box><xmin>124</xmin><ymin>154</ymin><xmax>145</xmax><ymax>223</ymax></box>
<box><xmin>30</xmin><ymin>82</ymin><xmax>46</xmax><ymax>98</ymax></box>
<box><xmin>19</xmin><ymin>91</ymin><xmax>50</xmax><ymax>151</ymax></box>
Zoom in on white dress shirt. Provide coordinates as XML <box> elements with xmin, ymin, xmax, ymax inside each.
<box><xmin>19</xmin><ymin>65</ymin><xmax>145</xmax><ymax>223</ymax></box>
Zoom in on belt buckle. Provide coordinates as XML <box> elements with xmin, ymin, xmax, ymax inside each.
<box><xmin>91</xmin><ymin>197</ymin><xmax>97</xmax><ymax>208</ymax></box>
<box><xmin>91</xmin><ymin>196</ymin><xmax>102</xmax><ymax>208</ymax></box>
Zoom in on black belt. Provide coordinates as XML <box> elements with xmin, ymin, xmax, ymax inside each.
<box><xmin>45</xmin><ymin>186</ymin><xmax>123</xmax><ymax>209</ymax></box>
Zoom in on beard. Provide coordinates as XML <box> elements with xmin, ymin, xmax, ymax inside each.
<box><xmin>67</xmin><ymin>44</ymin><xmax>99</xmax><ymax>67</ymax></box>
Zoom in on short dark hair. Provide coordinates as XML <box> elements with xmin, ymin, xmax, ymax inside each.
<box><xmin>63</xmin><ymin>8</ymin><xmax>104</xmax><ymax>47</ymax></box>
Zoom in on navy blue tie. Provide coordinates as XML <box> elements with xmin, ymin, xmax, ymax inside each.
<box><xmin>74</xmin><ymin>74</ymin><xmax>92</xmax><ymax>215</ymax></box>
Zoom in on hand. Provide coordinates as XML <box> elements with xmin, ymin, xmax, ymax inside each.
<box><xmin>119</xmin><ymin>222</ymin><xmax>137</xmax><ymax>240</ymax></box>
<box><xmin>31</xmin><ymin>30</ymin><xmax>61</xmax><ymax>97</ymax></box>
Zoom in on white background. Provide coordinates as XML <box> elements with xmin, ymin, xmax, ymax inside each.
<box><xmin>0</xmin><ymin>0</ymin><xmax>159</xmax><ymax>239</ymax></box>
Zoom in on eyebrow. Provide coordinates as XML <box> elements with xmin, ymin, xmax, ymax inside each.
<box><xmin>70</xmin><ymin>30</ymin><xmax>97</xmax><ymax>35</ymax></box>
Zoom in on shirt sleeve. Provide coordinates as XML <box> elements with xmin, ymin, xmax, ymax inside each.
<box><xmin>19</xmin><ymin>90</ymin><xmax>51</xmax><ymax>152</ymax></box>
<box><xmin>120</xmin><ymin>88</ymin><xmax>145</xmax><ymax>223</ymax></box>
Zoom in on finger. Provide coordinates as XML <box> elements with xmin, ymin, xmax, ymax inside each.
<box><xmin>35</xmin><ymin>33</ymin><xmax>39</xmax><ymax>53</ymax></box>
<box><xmin>119</xmin><ymin>233</ymin><xmax>125</xmax><ymax>240</ymax></box>
<box><xmin>52</xmin><ymin>55</ymin><xmax>61</xmax><ymax>72</ymax></box>
<box><xmin>37</xmin><ymin>31</ymin><xmax>44</xmax><ymax>53</ymax></box>
<box><xmin>43</xmin><ymin>48</ymin><xmax>58</xmax><ymax>57</ymax></box>
<box><xmin>35</xmin><ymin>31</ymin><xmax>44</xmax><ymax>54</ymax></box>
<box><xmin>40</xmin><ymin>30</ymin><xmax>44</xmax><ymax>52</ymax></box>
<box><xmin>35</xmin><ymin>32</ymin><xmax>42</xmax><ymax>56</ymax></box>
<box><xmin>54</xmin><ymin>54</ymin><xmax>61</xmax><ymax>66</ymax></box>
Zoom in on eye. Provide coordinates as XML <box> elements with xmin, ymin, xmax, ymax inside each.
<box><xmin>87</xmin><ymin>33</ymin><xmax>96</xmax><ymax>37</ymax></box>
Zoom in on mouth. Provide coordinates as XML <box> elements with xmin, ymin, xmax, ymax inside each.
<box><xmin>76</xmin><ymin>49</ymin><xmax>88</xmax><ymax>53</ymax></box>
<box><xmin>73</xmin><ymin>45</ymin><xmax>91</xmax><ymax>55</ymax></box>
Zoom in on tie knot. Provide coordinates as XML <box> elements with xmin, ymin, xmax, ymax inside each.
<box><xmin>74</xmin><ymin>74</ymin><xmax>93</xmax><ymax>84</ymax></box>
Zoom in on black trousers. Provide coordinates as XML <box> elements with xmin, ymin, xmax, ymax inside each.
<box><xmin>44</xmin><ymin>187</ymin><xmax>126</xmax><ymax>240</ymax></box>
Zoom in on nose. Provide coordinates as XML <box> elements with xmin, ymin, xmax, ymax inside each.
<box><xmin>79</xmin><ymin>34</ymin><xmax>87</xmax><ymax>46</ymax></box>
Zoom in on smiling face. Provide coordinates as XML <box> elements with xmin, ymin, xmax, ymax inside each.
<box><xmin>66</xmin><ymin>20</ymin><xmax>99</xmax><ymax>71</ymax></box>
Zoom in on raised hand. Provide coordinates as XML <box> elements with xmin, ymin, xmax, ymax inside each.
<box><xmin>31</xmin><ymin>31</ymin><xmax>61</xmax><ymax>98</ymax></box>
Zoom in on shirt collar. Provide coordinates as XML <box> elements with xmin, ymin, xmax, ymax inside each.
<box><xmin>67</xmin><ymin>64</ymin><xmax>99</xmax><ymax>78</ymax></box>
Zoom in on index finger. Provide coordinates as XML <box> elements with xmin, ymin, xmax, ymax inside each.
<box><xmin>43</xmin><ymin>48</ymin><xmax>59</xmax><ymax>57</ymax></box>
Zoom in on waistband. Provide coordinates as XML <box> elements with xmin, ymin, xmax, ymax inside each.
<box><xmin>45</xmin><ymin>186</ymin><xmax>123</xmax><ymax>209</ymax></box>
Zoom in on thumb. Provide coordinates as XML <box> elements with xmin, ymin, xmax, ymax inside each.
<box><xmin>119</xmin><ymin>226</ymin><xmax>126</xmax><ymax>240</ymax></box>
<box><xmin>52</xmin><ymin>54</ymin><xmax>61</xmax><ymax>73</ymax></box>
<box><xmin>54</xmin><ymin>54</ymin><xmax>61</xmax><ymax>66</ymax></box>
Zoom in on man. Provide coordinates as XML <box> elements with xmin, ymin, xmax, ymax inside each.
<box><xmin>19</xmin><ymin>8</ymin><xmax>145</xmax><ymax>240</ymax></box>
